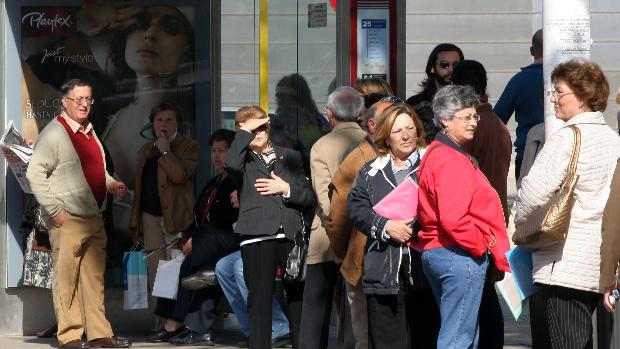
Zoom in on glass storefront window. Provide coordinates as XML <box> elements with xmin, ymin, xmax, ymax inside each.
<box><xmin>220</xmin><ymin>0</ymin><xmax>337</xmax><ymax>169</ymax></box>
<box><xmin>6</xmin><ymin>0</ymin><xmax>212</xmax><ymax>286</ymax></box>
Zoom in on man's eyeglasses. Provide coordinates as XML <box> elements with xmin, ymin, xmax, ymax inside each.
<box><xmin>438</xmin><ymin>61</ymin><xmax>460</xmax><ymax>69</ymax></box>
<box><xmin>454</xmin><ymin>113</ymin><xmax>480</xmax><ymax>123</ymax></box>
<box><xmin>379</xmin><ymin>96</ymin><xmax>404</xmax><ymax>103</ymax></box>
<box><xmin>64</xmin><ymin>96</ymin><xmax>95</xmax><ymax>105</ymax></box>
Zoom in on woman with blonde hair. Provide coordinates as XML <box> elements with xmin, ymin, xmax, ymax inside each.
<box><xmin>225</xmin><ymin>105</ymin><xmax>316</xmax><ymax>348</ymax></box>
<box><xmin>348</xmin><ymin>103</ymin><xmax>429</xmax><ymax>348</ymax></box>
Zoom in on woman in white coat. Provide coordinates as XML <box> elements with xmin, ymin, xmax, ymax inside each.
<box><xmin>515</xmin><ymin>59</ymin><xmax>620</xmax><ymax>348</ymax></box>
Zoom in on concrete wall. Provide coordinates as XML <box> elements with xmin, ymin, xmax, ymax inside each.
<box><xmin>405</xmin><ymin>0</ymin><xmax>620</xmax><ymax>129</ymax></box>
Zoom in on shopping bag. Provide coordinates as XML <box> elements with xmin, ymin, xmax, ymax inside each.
<box><xmin>152</xmin><ymin>258</ymin><xmax>184</xmax><ymax>300</ymax></box>
<box><xmin>123</xmin><ymin>251</ymin><xmax>148</xmax><ymax>310</ymax></box>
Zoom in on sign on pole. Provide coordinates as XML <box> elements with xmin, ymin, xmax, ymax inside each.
<box><xmin>543</xmin><ymin>0</ymin><xmax>591</xmax><ymax>138</ymax></box>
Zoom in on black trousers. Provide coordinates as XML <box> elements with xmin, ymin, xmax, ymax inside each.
<box><xmin>154</xmin><ymin>228</ymin><xmax>238</xmax><ymax>334</ymax></box>
<box><xmin>190</xmin><ymin>225</ymin><xmax>241</xmax><ymax>269</ymax></box>
<box><xmin>542</xmin><ymin>284</ymin><xmax>600</xmax><ymax>349</ymax></box>
<box><xmin>154</xmin><ymin>254</ymin><xmax>224</xmax><ymax>334</ymax></box>
<box><xmin>299</xmin><ymin>261</ymin><xmax>338</xmax><ymax>349</ymax></box>
<box><xmin>410</xmin><ymin>288</ymin><xmax>440</xmax><ymax>349</ymax></box>
<box><xmin>478</xmin><ymin>282</ymin><xmax>504</xmax><ymax>349</ymax></box>
<box><xmin>242</xmin><ymin>239</ymin><xmax>304</xmax><ymax>349</ymax></box>
<box><xmin>366</xmin><ymin>255</ymin><xmax>414</xmax><ymax>349</ymax></box>
<box><xmin>515</xmin><ymin>157</ymin><xmax>523</xmax><ymax>183</ymax></box>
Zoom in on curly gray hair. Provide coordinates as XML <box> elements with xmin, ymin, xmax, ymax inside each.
<box><xmin>432</xmin><ymin>85</ymin><xmax>479</xmax><ymax>129</ymax></box>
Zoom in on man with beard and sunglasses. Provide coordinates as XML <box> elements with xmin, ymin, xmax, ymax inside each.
<box><xmin>406</xmin><ymin>43</ymin><xmax>464</xmax><ymax>107</ymax></box>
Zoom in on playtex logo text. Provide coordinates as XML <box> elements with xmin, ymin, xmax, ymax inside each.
<box><xmin>21</xmin><ymin>7</ymin><xmax>78</xmax><ymax>37</ymax></box>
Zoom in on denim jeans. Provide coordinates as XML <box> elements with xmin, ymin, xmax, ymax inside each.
<box><xmin>214</xmin><ymin>251</ymin><xmax>289</xmax><ymax>338</ymax></box>
<box><xmin>421</xmin><ymin>246</ymin><xmax>489</xmax><ymax>349</ymax></box>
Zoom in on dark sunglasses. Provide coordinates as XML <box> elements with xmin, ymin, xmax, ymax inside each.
<box><xmin>438</xmin><ymin>61</ymin><xmax>460</xmax><ymax>69</ymax></box>
<box><xmin>379</xmin><ymin>96</ymin><xmax>404</xmax><ymax>103</ymax></box>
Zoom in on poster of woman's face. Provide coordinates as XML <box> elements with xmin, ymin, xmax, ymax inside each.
<box><xmin>21</xmin><ymin>3</ymin><xmax>198</xmax><ymax>263</ymax></box>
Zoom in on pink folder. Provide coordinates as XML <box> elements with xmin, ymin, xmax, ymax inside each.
<box><xmin>372</xmin><ymin>177</ymin><xmax>419</xmax><ymax>220</ymax></box>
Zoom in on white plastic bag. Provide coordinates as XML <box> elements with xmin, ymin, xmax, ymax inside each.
<box><xmin>152</xmin><ymin>257</ymin><xmax>184</xmax><ymax>300</ymax></box>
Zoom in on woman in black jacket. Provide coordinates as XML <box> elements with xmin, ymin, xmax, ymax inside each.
<box><xmin>348</xmin><ymin>103</ymin><xmax>436</xmax><ymax>348</ymax></box>
<box><xmin>224</xmin><ymin>105</ymin><xmax>316</xmax><ymax>349</ymax></box>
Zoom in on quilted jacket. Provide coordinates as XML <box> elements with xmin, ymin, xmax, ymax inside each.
<box><xmin>515</xmin><ymin>111</ymin><xmax>620</xmax><ymax>293</ymax></box>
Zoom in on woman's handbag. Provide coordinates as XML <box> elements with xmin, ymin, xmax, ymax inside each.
<box><xmin>23</xmin><ymin>227</ymin><xmax>53</xmax><ymax>288</ymax></box>
<box><xmin>23</xmin><ymin>202</ymin><xmax>53</xmax><ymax>289</ymax></box>
<box><xmin>513</xmin><ymin>125</ymin><xmax>581</xmax><ymax>249</ymax></box>
<box><xmin>282</xmin><ymin>213</ymin><xmax>309</xmax><ymax>284</ymax></box>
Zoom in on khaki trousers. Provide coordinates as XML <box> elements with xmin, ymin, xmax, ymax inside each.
<box><xmin>141</xmin><ymin>212</ymin><xmax>176</xmax><ymax>292</ymax></box>
<box><xmin>49</xmin><ymin>213</ymin><xmax>113</xmax><ymax>345</ymax></box>
<box><xmin>346</xmin><ymin>281</ymin><xmax>369</xmax><ymax>349</ymax></box>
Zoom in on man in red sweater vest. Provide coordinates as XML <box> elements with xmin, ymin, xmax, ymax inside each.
<box><xmin>27</xmin><ymin>79</ymin><xmax>130</xmax><ymax>349</ymax></box>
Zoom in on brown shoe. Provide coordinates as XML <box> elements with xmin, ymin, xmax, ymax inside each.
<box><xmin>89</xmin><ymin>336</ymin><xmax>131</xmax><ymax>348</ymax></box>
<box><xmin>36</xmin><ymin>323</ymin><xmax>58</xmax><ymax>338</ymax></box>
<box><xmin>60</xmin><ymin>339</ymin><xmax>89</xmax><ymax>349</ymax></box>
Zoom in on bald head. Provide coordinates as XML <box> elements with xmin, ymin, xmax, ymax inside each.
<box><xmin>365</xmin><ymin>100</ymin><xmax>393</xmax><ymax>137</ymax></box>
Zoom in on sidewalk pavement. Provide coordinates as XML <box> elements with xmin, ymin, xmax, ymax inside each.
<box><xmin>1</xmin><ymin>298</ymin><xmax>532</xmax><ymax>348</ymax></box>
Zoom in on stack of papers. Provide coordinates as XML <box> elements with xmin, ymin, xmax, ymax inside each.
<box><xmin>495</xmin><ymin>247</ymin><xmax>540</xmax><ymax>320</ymax></box>
<box><xmin>0</xmin><ymin>121</ymin><xmax>33</xmax><ymax>193</ymax></box>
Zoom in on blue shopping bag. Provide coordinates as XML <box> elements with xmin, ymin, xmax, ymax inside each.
<box><xmin>123</xmin><ymin>250</ymin><xmax>148</xmax><ymax>310</ymax></box>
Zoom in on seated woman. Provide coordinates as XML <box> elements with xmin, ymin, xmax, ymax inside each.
<box><xmin>145</xmin><ymin>129</ymin><xmax>240</xmax><ymax>346</ymax></box>
<box><xmin>348</xmin><ymin>103</ymin><xmax>432</xmax><ymax>348</ymax></box>
<box><xmin>224</xmin><ymin>105</ymin><xmax>316</xmax><ymax>349</ymax></box>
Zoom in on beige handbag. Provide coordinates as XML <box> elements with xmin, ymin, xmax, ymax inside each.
<box><xmin>513</xmin><ymin>125</ymin><xmax>581</xmax><ymax>250</ymax></box>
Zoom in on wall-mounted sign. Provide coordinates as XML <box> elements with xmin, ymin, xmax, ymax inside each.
<box><xmin>308</xmin><ymin>3</ymin><xmax>327</xmax><ymax>28</ymax></box>
<box><xmin>357</xmin><ymin>6</ymin><xmax>389</xmax><ymax>83</ymax></box>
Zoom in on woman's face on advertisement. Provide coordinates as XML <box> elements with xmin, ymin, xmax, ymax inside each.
<box><xmin>125</xmin><ymin>7</ymin><xmax>191</xmax><ymax>75</ymax></box>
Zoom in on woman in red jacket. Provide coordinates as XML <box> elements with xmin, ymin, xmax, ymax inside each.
<box><xmin>415</xmin><ymin>85</ymin><xmax>510</xmax><ymax>349</ymax></box>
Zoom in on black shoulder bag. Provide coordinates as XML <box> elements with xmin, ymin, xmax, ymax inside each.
<box><xmin>282</xmin><ymin>212</ymin><xmax>310</xmax><ymax>283</ymax></box>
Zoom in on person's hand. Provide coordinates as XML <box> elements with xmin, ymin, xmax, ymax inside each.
<box><xmin>238</xmin><ymin>117</ymin><xmax>269</xmax><ymax>133</ymax></box>
<box><xmin>109</xmin><ymin>181</ymin><xmax>128</xmax><ymax>198</ymax></box>
<box><xmin>255</xmin><ymin>172</ymin><xmax>290</xmax><ymax>196</ymax></box>
<box><xmin>230</xmin><ymin>190</ymin><xmax>239</xmax><ymax>208</ymax></box>
<box><xmin>385</xmin><ymin>218</ymin><xmax>414</xmax><ymax>244</ymax></box>
<box><xmin>155</xmin><ymin>130</ymin><xmax>172</xmax><ymax>154</ymax></box>
<box><xmin>603</xmin><ymin>288</ymin><xmax>616</xmax><ymax>312</ymax></box>
<box><xmin>77</xmin><ymin>5</ymin><xmax>145</xmax><ymax>36</ymax></box>
<box><xmin>51</xmin><ymin>209</ymin><xmax>66</xmax><ymax>228</ymax></box>
<box><xmin>182</xmin><ymin>237</ymin><xmax>192</xmax><ymax>255</ymax></box>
